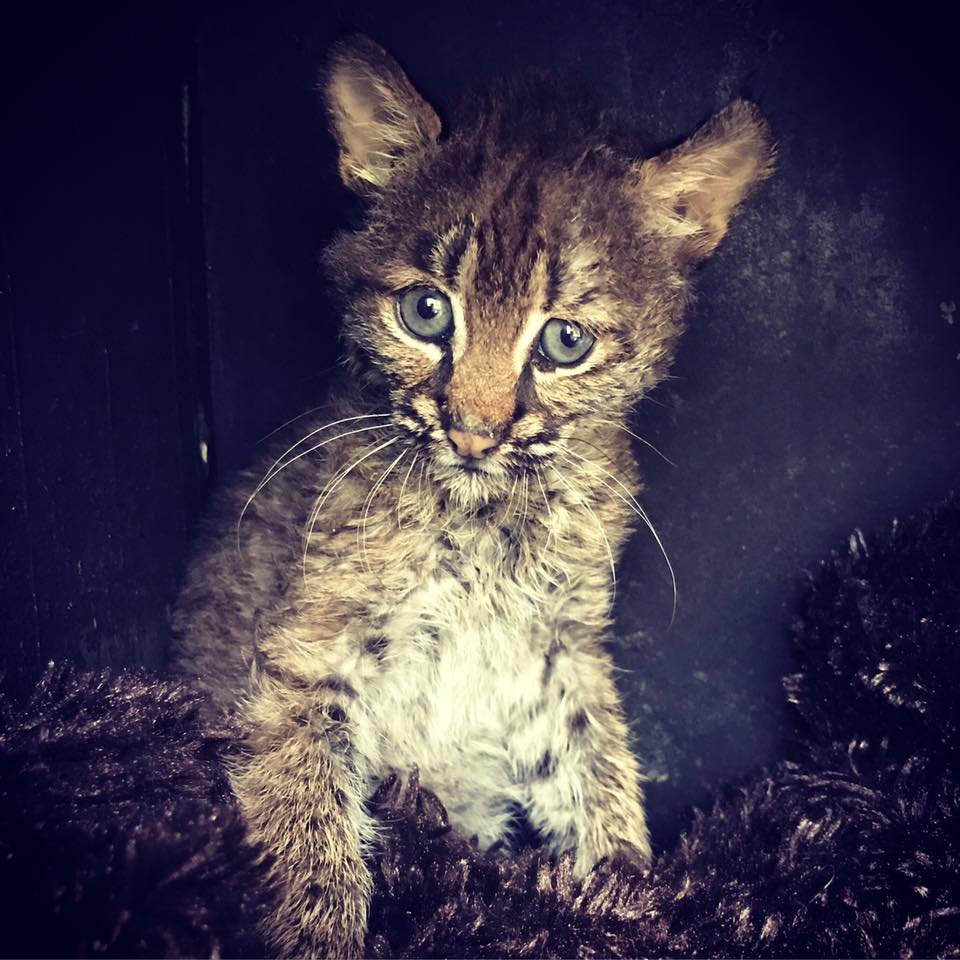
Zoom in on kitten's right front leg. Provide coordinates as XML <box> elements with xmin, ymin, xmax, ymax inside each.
<box><xmin>233</xmin><ymin>682</ymin><xmax>374</xmax><ymax>958</ymax></box>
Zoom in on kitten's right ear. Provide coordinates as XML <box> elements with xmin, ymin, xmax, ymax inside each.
<box><xmin>322</xmin><ymin>35</ymin><xmax>441</xmax><ymax>193</ymax></box>
<box><xmin>635</xmin><ymin>100</ymin><xmax>776</xmax><ymax>263</ymax></box>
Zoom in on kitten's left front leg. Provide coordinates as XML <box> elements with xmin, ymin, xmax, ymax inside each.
<box><xmin>518</xmin><ymin>639</ymin><xmax>651</xmax><ymax>875</ymax></box>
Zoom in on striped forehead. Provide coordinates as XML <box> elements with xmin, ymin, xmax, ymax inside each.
<box><xmin>423</xmin><ymin>215</ymin><xmax>606</xmax><ymax>340</ymax></box>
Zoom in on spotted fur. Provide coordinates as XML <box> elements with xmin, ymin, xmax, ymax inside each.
<box><xmin>172</xmin><ymin>35</ymin><xmax>775</xmax><ymax>957</ymax></box>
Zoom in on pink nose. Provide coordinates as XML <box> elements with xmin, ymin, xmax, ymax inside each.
<box><xmin>447</xmin><ymin>428</ymin><xmax>498</xmax><ymax>459</ymax></box>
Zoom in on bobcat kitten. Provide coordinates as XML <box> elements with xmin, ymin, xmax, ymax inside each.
<box><xmin>172</xmin><ymin>36</ymin><xmax>774</xmax><ymax>958</ymax></box>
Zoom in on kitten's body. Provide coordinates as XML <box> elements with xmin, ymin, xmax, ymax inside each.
<box><xmin>176</xmin><ymin>389</ymin><xmax>646</xmax><ymax>956</ymax></box>
<box><xmin>177</xmin><ymin>386</ymin><xmax>641</xmax><ymax>851</ymax></box>
<box><xmin>173</xmin><ymin>37</ymin><xmax>774</xmax><ymax>957</ymax></box>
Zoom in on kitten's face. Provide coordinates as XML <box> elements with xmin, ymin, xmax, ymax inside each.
<box><xmin>321</xmin><ymin>37</ymin><xmax>774</xmax><ymax>498</ymax></box>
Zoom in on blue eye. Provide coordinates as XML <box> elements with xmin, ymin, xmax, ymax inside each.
<box><xmin>398</xmin><ymin>288</ymin><xmax>454</xmax><ymax>341</ymax></box>
<box><xmin>538</xmin><ymin>319</ymin><xmax>595</xmax><ymax>366</ymax></box>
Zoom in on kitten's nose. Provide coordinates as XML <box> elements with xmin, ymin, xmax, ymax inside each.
<box><xmin>447</xmin><ymin>428</ymin><xmax>498</xmax><ymax>459</ymax></box>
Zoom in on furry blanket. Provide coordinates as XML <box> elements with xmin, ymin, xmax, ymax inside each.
<box><xmin>2</xmin><ymin>495</ymin><xmax>958</xmax><ymax>958</ymax></box>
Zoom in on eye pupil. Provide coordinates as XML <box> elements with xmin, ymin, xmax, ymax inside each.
<box><xmin>417</xmin><ymin>296</ymin><xmax>440</xmax><ymax>320</ymax></box>
<box><xmin>560</xmin><ymin>323</ymin><xmax>580</xmax><ymax>348</ymax></box>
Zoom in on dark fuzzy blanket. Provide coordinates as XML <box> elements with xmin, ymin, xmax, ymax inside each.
<box><xmin>2</xmin><ymin>495</ymin><xmax>959</xmax><ymax>958</ymax></box>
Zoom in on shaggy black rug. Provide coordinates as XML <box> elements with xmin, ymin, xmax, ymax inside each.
<box><xmin>2</xmin><ymin>494</ymin><xmax>958</xmax><ymax>958</ymax></box>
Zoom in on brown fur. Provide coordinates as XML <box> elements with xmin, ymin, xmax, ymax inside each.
<box><xmin>172</xmin><ymin>36</ymin><xmax>774</xmax><ymax>957</ymax></box>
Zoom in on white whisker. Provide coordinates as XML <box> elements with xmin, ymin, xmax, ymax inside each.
<box><xmin>560</xmin><ymin>447</ymin><xmax>677</xmax><ymax>624</ymax></box>
<box><xmin>416</xmin><ymin>460</ymin><xmax>428</xmax><ymax>530</ymax></box>
<box><xmin>263</xmin><ymin>413</ymin><xmax>391</xmax><ymax>485</ymax></box>
<box><xmin>396</xmin><ymin>451</ymin><xmax>420</xmax><ymax>528</ymax></box>
<box><xmin>549</xmin><ymin>464</ymin><xmax>617</xmax><ymax>600</ymax></box>
<box><xmin>534</xmin><ymin>466</ymin><xmax>561</xmax><ymax>580</ymax></box>
<box><xmin>505</xmin><ymin>475</ymin><xmax>520</xmax><ymax>519</ymax></box>
<box><xmin>596</xmin><ymin>418</ymin><xmax>676</xmax><ymax>467</ymax></box>
<box><xmin>416</xmin><ymin>460</ymin><xmax>427</xmax><ymax>501</ymax></box>
<box><xmin>301</xmin><ymin>435</ymin><xmax>400</xmax><ymax>578</ymax></box>
<box><xmin>359</xmin><ymin>447</ymin><xmax>408</xmax><ymax>571</ymax></box>
<box><xmin>237</xmin><ymin>416</ymin><xmax>390</xmax><ymax>552</ymax></box>
<box><xmin>266</xmin><ymin>413</ymin><xmax>391</xmax><ymax>488</ymax></box>
<box><xmin>303</xmin><ymin>435</ymin><xmax>390</xmax><ymax>555</ymax></box>
<box><xmin>518</xmin><ymin>473</ymin><xmax>530</xmax><ymax>532</ymax></box>
<box><xmin>257</xmin><ymin>404</ymin><xmax>330</xmax><ymax>444</ymax></box>
<box><xmin>535</xmin><ymin>467</ymin><xmax>553</xmax><ymax>519</ymax></box>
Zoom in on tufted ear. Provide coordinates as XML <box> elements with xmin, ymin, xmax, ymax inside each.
<box><xmin>322</xmin><ymin>35</ymin><xmax>441</xmax><ymax>193</ymax></box>
<box><xmin>636</xmin><ymin>100</ymin><xmax>776</xmax><ymax>262</ymax></box>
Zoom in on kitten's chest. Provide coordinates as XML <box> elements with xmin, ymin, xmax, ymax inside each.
<box><xmin>361</xmin><ymin>518</ymin><xmax>548</xmax><ymax>768</ymax></box>
<box><xmin>383</xmin><ymin>512</ymin><xmax>546</xmax><ymax>641</ymax></box>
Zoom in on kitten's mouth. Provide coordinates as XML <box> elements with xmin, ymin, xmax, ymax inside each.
<box><xmin>448</xmin><ymin>451</ymin><xmax>493</xmax><ymax>474</ymax></box>
<box><xmin>457</xmin><ymin>458</ymin><xmax>489</xmax><ymax>474</ymax></box>
<box><xmin>430</xmin><ymin>442</ymin><xmax>502</xmax><ymax>481</ymax></box>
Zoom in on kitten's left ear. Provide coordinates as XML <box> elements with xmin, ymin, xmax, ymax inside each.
<box><xmin>636</xmin><ymin>100</ymin><xmax>776</xmax><ymax>262</ymax></box>
<box><xmin>322</xmin><ymin>35</ymin><xmax>441</xmax><ymax>193</ymax></box>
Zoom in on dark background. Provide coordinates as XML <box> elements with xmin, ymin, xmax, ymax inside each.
<box><xmin>2</xmin><ymin>0</ymin><xmax>958</xmax><ymax>848</ymax></box>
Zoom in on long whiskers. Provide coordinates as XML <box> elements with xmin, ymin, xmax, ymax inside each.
<box><xmin>359</xmin><ymin>447</ymin><xmax>409</xmax><ymax>571</ymax></box>
<box><xmin>517</xmin><ymin>473</ymin><xmax>530</xmax><ymax>531</ymax></box>
<box><xmin>301</xmin><ymin>435</ymin><xmax>400</xmax><ymax>578</ymax></box>
<box><xmin>596</xmin><ymin>418</ymin><xmax>677</xmax><ymax>467</ymax></box>
<box><xmin>534</xmin><ymin>466</ymin><xmax>552</xmax><ymax>519</ymax></box>
<box><xmin>504</xmin><ymin>475</ymin><xmax>520</xmax><ymax>520</ymax></box>
<box><xmin>395</xmin><ymin>451</ymin><xmax>420</xmax><ymax>529</ymax></box>
<box><xmin>416</xmin><ymin>459</ymin><xmax>427</xmax><ymax>507</ymax></box>
<box><xmin>559</xmin><ymin>447</ymin><xmax>677</xmax><ymax>624</ymax></box>
<box><xmin>256</xmin><ymin>404</ymin><xmax>329</xmax><ymax>444</ymax></box>
<box><xmin>237</xmin><ymin>414</ymin><xmax>390</xmax><ymax>552</ymax></box>
<box><xmin>549</xmin><ymin>464</ymin><xmax>617</xmax><ymax>600</ymax></box>
<box><xmin>533</xmin><ymin>466</ymin><xmax>564</xmax><ymax>586</ymax></box>
<box><xmin>303</xmin><ymin>434</ymin><xmax>391</xmax><ymax>558</ymax></box>
<box><xmin>264</xmin><ymin>413</ymin><xmax>392</xmax><ymax>486</ymax></box>
<box><xmin>263</xmin><ymin>413</ymin><xmax>392</xmax><ymax>486</ymax></box>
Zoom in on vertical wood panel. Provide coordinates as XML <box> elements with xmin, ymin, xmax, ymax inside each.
<box><xmin>0</xmin><ymin>3</ymin><xmax>212</xmax><ymax>694</ymax></box>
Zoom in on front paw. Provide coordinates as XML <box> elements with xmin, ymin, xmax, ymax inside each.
<box><xmin>574</xmin><ymin>830</ymin><xmax>652</xmax><ymax>878</ymax></box>
<box><xmin>265</xmin><ymin>870</ymin><xmax>369</xmax><ymax>958</ymax></box>
<box><xmin>609</xmin><ymin>838</ymin><xmax>652</xmax><ymax>874</ymax></box>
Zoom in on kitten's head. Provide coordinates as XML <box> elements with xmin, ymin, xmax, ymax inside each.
<box><xmin>321</xmin><ymin>36</ymin><xmax>774</xmax><ymax>499</ymax></box>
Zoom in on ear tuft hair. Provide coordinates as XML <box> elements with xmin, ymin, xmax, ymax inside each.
<box><xmin>637</xmin><ymin>100</ymin><xmax>776</xmax><ymax>261</ymax></box>
<box><xmin>321</xmin><ymin>35</ymin><xmax>441</xmax><ymax>193</ymax></box>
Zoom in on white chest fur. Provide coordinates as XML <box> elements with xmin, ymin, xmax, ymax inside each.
<box><xmin>351</xmin><ymin>521</ymin><xmax>552</xmax><ymax>845</ymax></box>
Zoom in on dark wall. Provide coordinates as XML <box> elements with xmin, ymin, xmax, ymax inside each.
<box><xmin>1</xmin><ymin>3</ymin><xmax>213</xmax><ymax>693</ymax></box>
<box><xmin>3</xmin><ymin>0</ymin><xmax>959</xmax><ymax>846</ymax></box>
